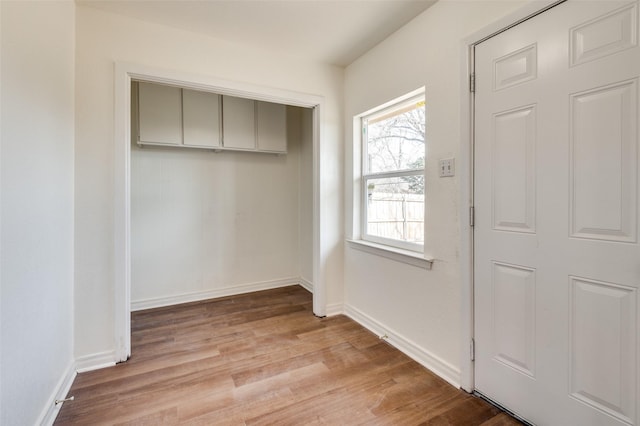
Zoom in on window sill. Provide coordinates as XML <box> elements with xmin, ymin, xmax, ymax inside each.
<box><xmin>346</xmin><ymin>239</ymin><xmax>433</xmax><ymax>270</ymax></box>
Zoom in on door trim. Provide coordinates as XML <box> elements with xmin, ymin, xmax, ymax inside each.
<box><xmin>114</xmin><ymin>62</ymin><xmax>325</xmax><ymax>362</ymax></box>
<box><xmin>458</xmin><ymin>0</ymin><xmax>565</xmax><ymax>392</ymax></box>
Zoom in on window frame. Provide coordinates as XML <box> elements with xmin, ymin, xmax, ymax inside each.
<box><xmin>360</xmin><ymin>93</ymin><xmax>426</xmax><ymax>253</ymax></box>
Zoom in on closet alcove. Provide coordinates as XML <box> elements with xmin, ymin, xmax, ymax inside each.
<box><xmin>129</xmin><ymin>80</ymin><xmax>314</xmax><ymax>315</ymax></box>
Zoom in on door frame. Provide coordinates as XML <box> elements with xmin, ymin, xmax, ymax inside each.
<box><xmin>458</xmin><ymin>0</ymin><xmax>565</xmax><ymax>392</ymax></box>
<box><xmin>114</xmin><ymin>62</ymin><xmax>325</xmax><ymax>362</ymax></box>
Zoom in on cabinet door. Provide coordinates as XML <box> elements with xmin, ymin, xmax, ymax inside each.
<box><xmin>183</xmin><ymin>89</ymin><xmax>221</xmax><ymax>148</ymax></box>
<box><xmin>138</xmin><ymin>82</ymin><xmax>182</xmax><ymax>146</ymax></box>
<box><xmin>256</xmin><ymin>101</ymin><xmax>287</xmax><ymax>153</ymax></box>
<box><xmin>222</xmin><ymin>96</ymin><xmax>256</xmax><ymax>150</ymax></box>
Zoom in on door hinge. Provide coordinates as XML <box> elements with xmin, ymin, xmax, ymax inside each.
<box><xmin>470</xmin><ymin>73</ymin><xmax>476</xmax><ymax>93</ymax></box>
<box><xmin>469</xmin><ymin>206</ymin><xmax>475</xmax><ymax>227</ymax></box>
<box><xmin>470</xmin><ymin>338</ymin><xmax>475</xmax><ymax>361</ymax></box>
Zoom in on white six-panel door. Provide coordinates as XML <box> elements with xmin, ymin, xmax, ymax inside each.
<box><xmin>474</xmin><ymin>1</ymin><xmax>639</xmax><ymax>424</ymax></box>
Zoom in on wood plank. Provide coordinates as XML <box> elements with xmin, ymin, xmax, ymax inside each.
<box><xmin>55</xmin><ymin>286</ymin><xmax>522</xmax><ymax>425</ymax></box>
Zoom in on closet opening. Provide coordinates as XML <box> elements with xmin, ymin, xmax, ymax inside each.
<box><xmin>115</xmin><ymin>64</ymin><xmax>323</xmax><ymax>362</ymax></box>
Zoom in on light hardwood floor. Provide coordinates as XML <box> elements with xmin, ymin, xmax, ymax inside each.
<box><xmin>55</xmin><ymin>286</ymin><xmax>521</xmax><ymax>425</ymax></box>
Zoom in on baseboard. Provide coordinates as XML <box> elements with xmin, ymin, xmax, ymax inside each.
<box><xmin>325</xmin><ymin>302</ymin><xmax>344</xmax><ymax>316</ymax></box>
<box><xmin>131</xmin><ymin>277</ymin><xmax>301</xmax><ymax>311</ymax></box>
<box><xmin>36</xmin><ymin>360</ymin><xmax>77</xmax><ymax>426</ymax></box>
<box><xmin>298</xmin><ymin>276</ymin><xmax>313</xmax><ymax>293</ymax></box>
<box><xmin>344</xmin><ymin>304</ymin><xmax>461</xmax><ymax>388</ymax></box>
<box><xmin>75</xmin><ymin>350</ymin><xmax>117</xmax><ymax>373</ymax></box>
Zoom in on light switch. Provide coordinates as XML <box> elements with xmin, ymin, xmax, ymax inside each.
<box><xmin>439</xmin><ymin>158</ymin><xmax>455</xmax><ymax>177</ymax></box>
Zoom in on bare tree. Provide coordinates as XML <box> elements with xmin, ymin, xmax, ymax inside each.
<box><xmin>366</xmin><ymin>103</ymin><xmax>425</xmax><ymax>194</ymax></box>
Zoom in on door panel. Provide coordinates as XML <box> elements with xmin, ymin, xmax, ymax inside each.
<box><xmin>494</xmin><ymin>44</ymin><xmax>538</xmax><ymax>91</ymax></box>
<box><xmin>492</xmin><ymin>105</ymin><xmax>537</xmax><ymax>233</ymax></box>
<box><xmin>492</xmin><ymin>262</ymin><xmax>536</xmax><ymax>378</ymax></box>
<box><xmin>474</xmin><ymin>1</ymin><xmax>640</xmax><ymax>425</ymax></box>
<box><xmin>570</xmin><ymin>80</ymin><xmax>637</xmax><ymax>242</ymax></box>
<box><xmin>569</xmin><ymin>3</ymin><xmax>637</xmax><ymax>66</ymax></box>
<box><xmin>569</xmin><ymin>276</ymin><xmax>637</xmax><ymax>424</ymax></box>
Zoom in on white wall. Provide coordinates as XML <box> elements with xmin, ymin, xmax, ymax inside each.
<box><xmin>0</xmin><ymin>1</ymin><xmax>75</xmax><ymax>424</ymax></box>
<box><xmin>344</xmin><ymin>0</ymin><xmax>526</xmax><ymax>384</ymax></box>
<box><xmin>131</xmin><ymin>103</ymin><xmax>312</xmax><ymax>306</ymax></box>
<box><xmin>75</xmin><ymin>5</ymin><xmax>344</xmax><ymax>360</ymax></box>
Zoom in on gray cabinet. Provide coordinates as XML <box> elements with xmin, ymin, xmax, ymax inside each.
<box><xmin>138</xmin><ymin>82</ymin><xmax>222</xmax><ymax>149</ymax></box>
<box><xmin>222</xmin><ymin>96</ymin><xmax>287</xmax><ymax>153</ymax></box>
<box><xmin>183</xmin><ymin>89</ymin><xmax>221</xmax><ymax>148</ymax></box>
<box><xmin>221</xmin><ymin>96</ymin><xmax>256</xmax><ymax>150</ymax></box>
<box><xmin>138</xmin><ymin>83</ymin><xmax>286</xmax><ymax>154</ymax></box>
<box><xmin>257</xmin><ymin>101</ymin><xmax>287</xmax><ymax>153</ymax></box>
<box><xmin>138</xmin><ymin>82</ymin><xmax>182</xmax><ymax>146</ymax></box>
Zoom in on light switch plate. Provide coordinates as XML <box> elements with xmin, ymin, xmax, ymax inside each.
<box><xmin>439</xmin><ymin>158</ymin><xmax>455</xmax><ymax>177</ymax></box>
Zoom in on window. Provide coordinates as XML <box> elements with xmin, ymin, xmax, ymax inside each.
<box><xmin>361</xmin><ymin>94</ymin><xmax>425</xmax><ymax>252</ymax></box>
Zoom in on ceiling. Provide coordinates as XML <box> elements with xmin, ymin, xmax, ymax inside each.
<box><xmin>77</xmin><ymin>0</ymin><xmax>437</xmax><ymax>67</ymax></box>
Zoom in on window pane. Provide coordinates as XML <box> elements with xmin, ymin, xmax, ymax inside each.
<box><xmin>366</xmin><ymin>175</ymin><xmax>424</xmax><ymax>244</ymax></box>
<box><xmin>366</xmin><ymin>100</ymin><xmax>425</xmax><ymax>174</ymax></box>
